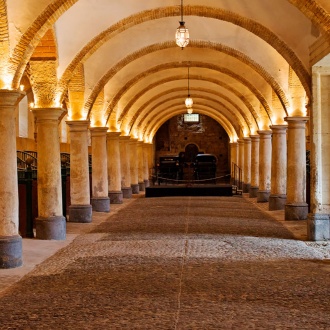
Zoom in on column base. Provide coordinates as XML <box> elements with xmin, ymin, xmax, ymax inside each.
<box><xmin>243</xmin><ymin>183</ymin><xmax>251</xmax><ymax>193</ymax></box>
<box><xmin>109</xmin><ymin>191</ymin><xmax>123</xmax><ymax>204</ymax></box>
<box><xmin>307</xmin><ymin>213</ymin><xmax>330</xmax><ymax>241</ymax></box>
<box><xmin>139</xmin><ymin>181</ymin><xmax>145</xmax><ymax>192</ymax></box>
<box><xmin>285</xmin><ymin>202</ymin><xmax>308</xmax><ymax>220</ymax></box>
<box><xmin>269</xmin><ymin>194</ymin><xmax>287</xmax><ymax>211</ymax></box>
<box><xmin>68</xmin><ymin>204</ymin><xmax>92</xmax><ymax>223</ymax></box>
<box><xmin>131</xmin><ymin>184</ymin><xmax>140</xmax><ymax>194</ymax></box>
<box><xmin>35</xmin><ymin>216</ymin><xmax>66</xmax><ymax>240</ymax></box>
<box><xmin>144</xmin><ymin>179</ymin><xmax>150</xmax><ymax>188</ymax></box>
<box><xmin>122</xmin><ymin>187</ymin><xmax>132</xmax><ymax>199</ymax></box>
<box><xmin>257</xmin><ymin>190</ymin><xmax>270</xmax><ymax>202</ymax></box>
<box><xmin>91</xmin><ymin>197</ymin><xmax>110</xmax><ymax>212</ymax></box>
<box><xmin>249</xmin><ymin>186</ymin><xmax>259</xmax><ymax>198</ymax></box>
<box><xmin>0</xmin><ymin>235</ymin><xmax>22</xmax><ymax>269</ymax></box>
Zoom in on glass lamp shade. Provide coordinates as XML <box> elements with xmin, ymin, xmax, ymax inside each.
<box><xmin>185</xmin><ymin>96</ymin><xmax>193</xmax><ymax>108</ymax></box>
<box><xmin>175</xmin><ymin>21</ymin><xmax>189</xmax><ymax>48</ymax></box>
<box><xmin>187</xmin><ymin>108</ymin><xmax>193</xmax><ymax>114</ymax></box>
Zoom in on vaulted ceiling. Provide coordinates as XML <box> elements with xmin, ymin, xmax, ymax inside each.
<box><xmin>3</xmin><ymin>0</ymin><xmax>330</xmax><ymax>142</ymax></box>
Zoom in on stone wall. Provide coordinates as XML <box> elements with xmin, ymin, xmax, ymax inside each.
<box><xmin>155</xmin><ymin>114</ymin><xmax>230</xmax><ymax>175</ymax></box>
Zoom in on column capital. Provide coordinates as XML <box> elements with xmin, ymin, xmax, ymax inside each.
<box><xmin>66</xmin><ymin>120</ymin><xmax>90</xmax><ymax>132</ymax></box>
<box><xmin>250</xmin><ymin>135</ymin><xmax>260</xmax><ymax>141</ymax></box>
<box><xmin>119</xmin><ymin>135</ymin><xmax>131</xmax><ymax>142</ymax></box>
<box><xmin>270</xmin><ymin>125</ymin><xmax>288</xmax><ymax>134</ymax></box>
<box><xmin>237</xmin><ymin>138</ymin><xmax>245</xmax><ymax>145</ymax></box>
<box><xmin>106</xmin><ymin>131</ymin><xmax>121</xmax><ymax>140</ymax></box>
<box><xmin>0</xmin><ymin>89</ymin><xmax>25</xmax><ymax>107</ymax></box>
<box><xmin>89</xmin><ymin>126</ymin><xmax>108</xmax><ymax>137</ymax></box>
<box><xmin>284</xmin><ymin>116</ymin><xmax>309</xmax><ymax>124</ymax></box>
<box><xmin>32</xmin><ymin>107</ymin><xmax>65</xmax><ymax>122</ymax></box>
<box><xmin>243</xmin><ymin>137</ymin><xmax>251</xmax><ymax>143</ymax></box>
<box><xmin>129</xmin><ymin>137</ymin><xmax>139</xmax><ymax>145</ymax></box>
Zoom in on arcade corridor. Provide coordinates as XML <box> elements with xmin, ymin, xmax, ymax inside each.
<box><xmin>1</xmin><ymin>194</ymin><xmax>329</xmax><ymax>329</ymax></box>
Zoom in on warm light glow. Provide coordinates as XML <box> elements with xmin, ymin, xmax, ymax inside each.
<box><xmin>20</xmin><ymin>85</ymin><xmax>24</xmax><ymax>91</ymax></box>
<box><xmin>187</xmin><ymin>108</ymin><xmax>193</xmax><ymax>114</ymax></box>
<box><xmin>29</xmin><ymin>102</ymin><xmax>35</xmax><ymax>108</ymax></box>
<box><xmin>176</xmin><ymin>22</ymin><xmax>189</xmax><ymax>48</ymax></box>
<box><xmin>185</xmin><ymin>96</ymin><xmax>193</xmax><ymax>108</ymax></box>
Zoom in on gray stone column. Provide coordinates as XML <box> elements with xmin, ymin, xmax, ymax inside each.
<box><xmin>243</xmin><ymin>137</ymin><xmax>251</xmax><ymax>193</ymax></box>
<box><xmin>66</xmin><ymin>120</ymin><xmax>92</xmax><ymax>222</ymax></box>
<box><xmin>237</xmin><ymin>139</ymin><xmax>244</xmax><ymax>171</ymax></box>
<box><xmin>90</xmin><ymin>127</ymin><xmax>110</xmax><ymax>212</ymax></box>
<box><xmin>119</xmin><ymin>136</ymin><xmax>132</xmax><ymax>198</ymax></box>
<box><xmin>130</xmin><ymin>138</ymin><xmax>139</xmax><ymax>194</ymax></box>
<box><xmin>106</xmin><ymin>132</ymin><xmax>123</xmax><ymax>204</ymax></box>
<box><xmin>308</xmin><ymin>68</ymin><xmax>330</xmax><ymax>240</ymax></box>
<box><xmin>285</xmin><ymin>117</ymin><xmax>309</xmax><ymax>220</ymax></box>
<box><xmin>257</xmin><ymin>130</ymin><xmax>272</xmax><ymax>202</ymax></box>
<box><xmin>269</xmin><ymin>125</ymin><xmax>287</xmax><ymax>210</ymax></box>
<box><xmin>143</xmin><ymin>143</ymin><xmax>150</xmax><ymax>188</ymax></box>
<box><xmin>249</xmin><ymin>135</ymin><xmax>260</xmax><ymax>198</ymax></box>
<box><xmin>137</xmin><ymin>142</ymin><xmax>145</xmax><ymax>192</ymax></box>
<box><xmin>33</xmin><ymin>108</ymin><xmax>66</xmax><ymax>240</ymax></box>
<box><xmin>0</xmin><ymin>90</ymin><xmax>23</xmax><ymax>268</ymax></box>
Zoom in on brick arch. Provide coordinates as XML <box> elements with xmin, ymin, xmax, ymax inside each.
<box><xmin>135</xmin><ymin>96</ymin><xmax>246</xmax><ymax>138</ymax></box>
<box><xmin>0</xmin><ymin>0</ymin><xmax>10</xmax><ymax>88</ymax></box>
<box><xmin>288</xmin><ymin>0</ymin><xmax>330</xmax><ymax>37</ymax></box>
<box><xmin>86</xmin><ymin>43</ymin><xmax>289</xmax><ymax>124</ymax></box>
<box><xmin>10</xmin><ymin>0</ymin><xmax>79</xmax><ymax>88</ymax></box>
<box><xmin>8</xmin><ymin>2</ymin><xmax>327</xmax><ymax>92</ymax></box>
<box><xmin>143</xmin><ymin>104</ymin><xmax>240</xmax><ymax>142</ymax></box>
<box><xmin>56</xmin><ymin>5</ymin><xmax>311</xmax><ymax>101</ymax></box>
<box><xmin>106</xmin><ymin>64</ymin><xmax>264</xmax><ymax>127</ymax></box>
<box><xmin>125</xmin><ymin>85</ymin><xmax>257</xmax><ymax>135</ymax></box>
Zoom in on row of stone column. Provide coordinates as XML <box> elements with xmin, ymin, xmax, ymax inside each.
<box><xmin>231</xmin><ymin>117</ymin><xmax>309</xmax><ymax>221</ymax></box>
<box><xmin>0</xmin><ymin>91</ymin><xmax>151</xmax><ymax>268</ymax></box>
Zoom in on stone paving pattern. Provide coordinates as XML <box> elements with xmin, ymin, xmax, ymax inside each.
<box><xmin>0</xmin><ymin>196</ymin><xmax>330</xmax><ymax>329</ymax></box>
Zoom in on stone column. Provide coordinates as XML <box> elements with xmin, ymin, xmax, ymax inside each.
<box><xmin>130</xmin><ymin>138</ymin><xmax>139</xmax><ymax>194</ymax></box>
<box><xmin>33</xmin><ymin>108</ymin><xmax>66</xmax><ymax>240</ymax></box>
<box><xmin>243</xmin><ymin>137</ymin><xmax>251</xmax><ymax>193</ymax></box>
<box><xmin>106</xmin><ymin>132</ymin><xmax>123</xmax><ymax>204</ymax></box>
<box><xmin>90</xmin><ymin>127</ymin><xmax>110</xmax><ymax>212</ymax></box>
<box><xmin>119</xmin><ymin>136</ymin><xmax>132</xmax><ymax>198</ymax></box>
<box><xmin>237</xmin><ymin>139</ymin><xmax>244</xmax><ymax>171</ymax></box>
<box><xmin>269</xmin><ymin>125</ymin><xmax>287</xmax><ymax>210</ymax></box>
<box><xmin>0</xmin><ymin>90</ymin><xmax>23</xmax><ymax>268</ymax></box>
<box><xmin>137</xmin><ymin>142</ymin><xmax>145</xmax><ymax>192</ymax></box>
<box><xmin>257</xmin><ymin>130</ymin><xmax>272</xmax><ymax>202</ymax></box>
<box><xmin>143</xmin><ymin>143</ymin><xmax>150</xmax><ymax>188</ymax></box>
<box><xmin>66</xmin><ymin>120</ymin><xmax>92</xmax><ymax>222</ymax></box>
<box><xmin>249</xmin><ymin>135</ymin><xmax>260</xmax><ymax>198</ymax></box>
<box><xmin>230</xmin><ymin>142</ymin><xmax>238</xmax><ymax>176</ymax></box>
<box><xmin>308</xmin><ymin>69</ymin><xmax>330</xmax><ymax>240</ymax></box>
<box><xmin>285</xmin><ymin>117</ymin><xmax>309</xmax><ymax>220</ymax></box>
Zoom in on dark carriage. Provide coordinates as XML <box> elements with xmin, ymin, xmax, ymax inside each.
<box><xmin>156</xmin><ymin>156</ymin><xmax>181</xmax><ymax>183</ymax></box>
<box><xmin>193</xmin><ymin>154</ymin><xmax>217</xmax><ymax>182</ymax></box>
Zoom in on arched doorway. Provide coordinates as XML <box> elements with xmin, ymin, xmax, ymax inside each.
<box><xmin>184</xmin><ymin>143</ymin><xmax>199</xmax><ymax>163</ymax></box>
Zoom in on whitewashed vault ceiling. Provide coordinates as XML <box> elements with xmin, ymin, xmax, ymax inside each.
<box><xmin>4</xmin><ymin>0</ymin><xmax>330</xmax><ymax>142</ymax></box>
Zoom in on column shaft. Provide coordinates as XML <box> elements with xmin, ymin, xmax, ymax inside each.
<box><xmin>33</xmin><ymin>108</ymin><xmax>66</xmax><ymax>240</ymax></box>
<box><xmin>269</xmin><ymin>125</ymin><xmax>287</xmax><ymax>210</ymax></box>
<box><xmin>0</xmin><ymin>90</ymin><xmax>23</xmax><ymax>268</ymax></box>
<box><xmin>137</xmin><ymin>142</ymin><xmax>145</xmax><ymax>191</ymax></box>
<box><xmin>107</xmin><ymin>132</ymin><xmax>123</xmax><ymax>204</ymax></box>
<box><xmin>119</xmin><ymin>136</ymin><xmax>132</xmax><ymax>198</ymax></box>
<box><xmin>143</xmin><ymin>143</ymin><xmax>150</xmax><ymax>188</ymax></box>
<box><xmin>257</xmin><ymin>130</ymin><xmax>272</xmax><ymax>202</ymax></box>
<box><xmin>285</xmin><ymin>117</ymin><xmax>309</xmax><ymax>220</ymax></box>
<box><xmin>249</xmin><ymin>135</ymin><xmax>259</xmax><ymax>198</ymax></box>
<box><xmin>130</xmin><ymin>139</ymin><xmax>139</xmax><ymax>194</ymax></box>
<box><xmin>67</xmin><ymin>120</ymin><xmax>92</xmax><ymax>222</ymax></box>
<box><xmin>90</xmin><ymin>127</ymin><xmax>110</xmax><ymax>212</ymax></box>
<box><xmin>308</xmin><ymin>70</ymin><xmax>330</xmax><ymax>240</ymax></box>
<box><xmin>243</xmin><ymin>137</ymin><xmax>251</xmax><ymax>193</ymax></box>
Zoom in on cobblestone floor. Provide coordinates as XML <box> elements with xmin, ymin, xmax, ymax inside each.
<box><xmin>0</xmin><ymin>196</ymin><xmax>330</xmax><ymax>329</ymax></box>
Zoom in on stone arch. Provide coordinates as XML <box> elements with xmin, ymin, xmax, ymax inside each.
<box><xmin>85</xmin><ymin>42</ymin><xmax>290</xmax><ymax>123</ymax></box>
<box><xmin>55</xmin><ymin>5</ymin><xmax>312</xmax><ymax>100</ymax></box>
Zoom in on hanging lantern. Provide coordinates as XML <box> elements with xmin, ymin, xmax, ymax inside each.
<box><xmin>175</xmin><ymin>0</ymin><xmax>189</xmax><ymax>49</ymax></box>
